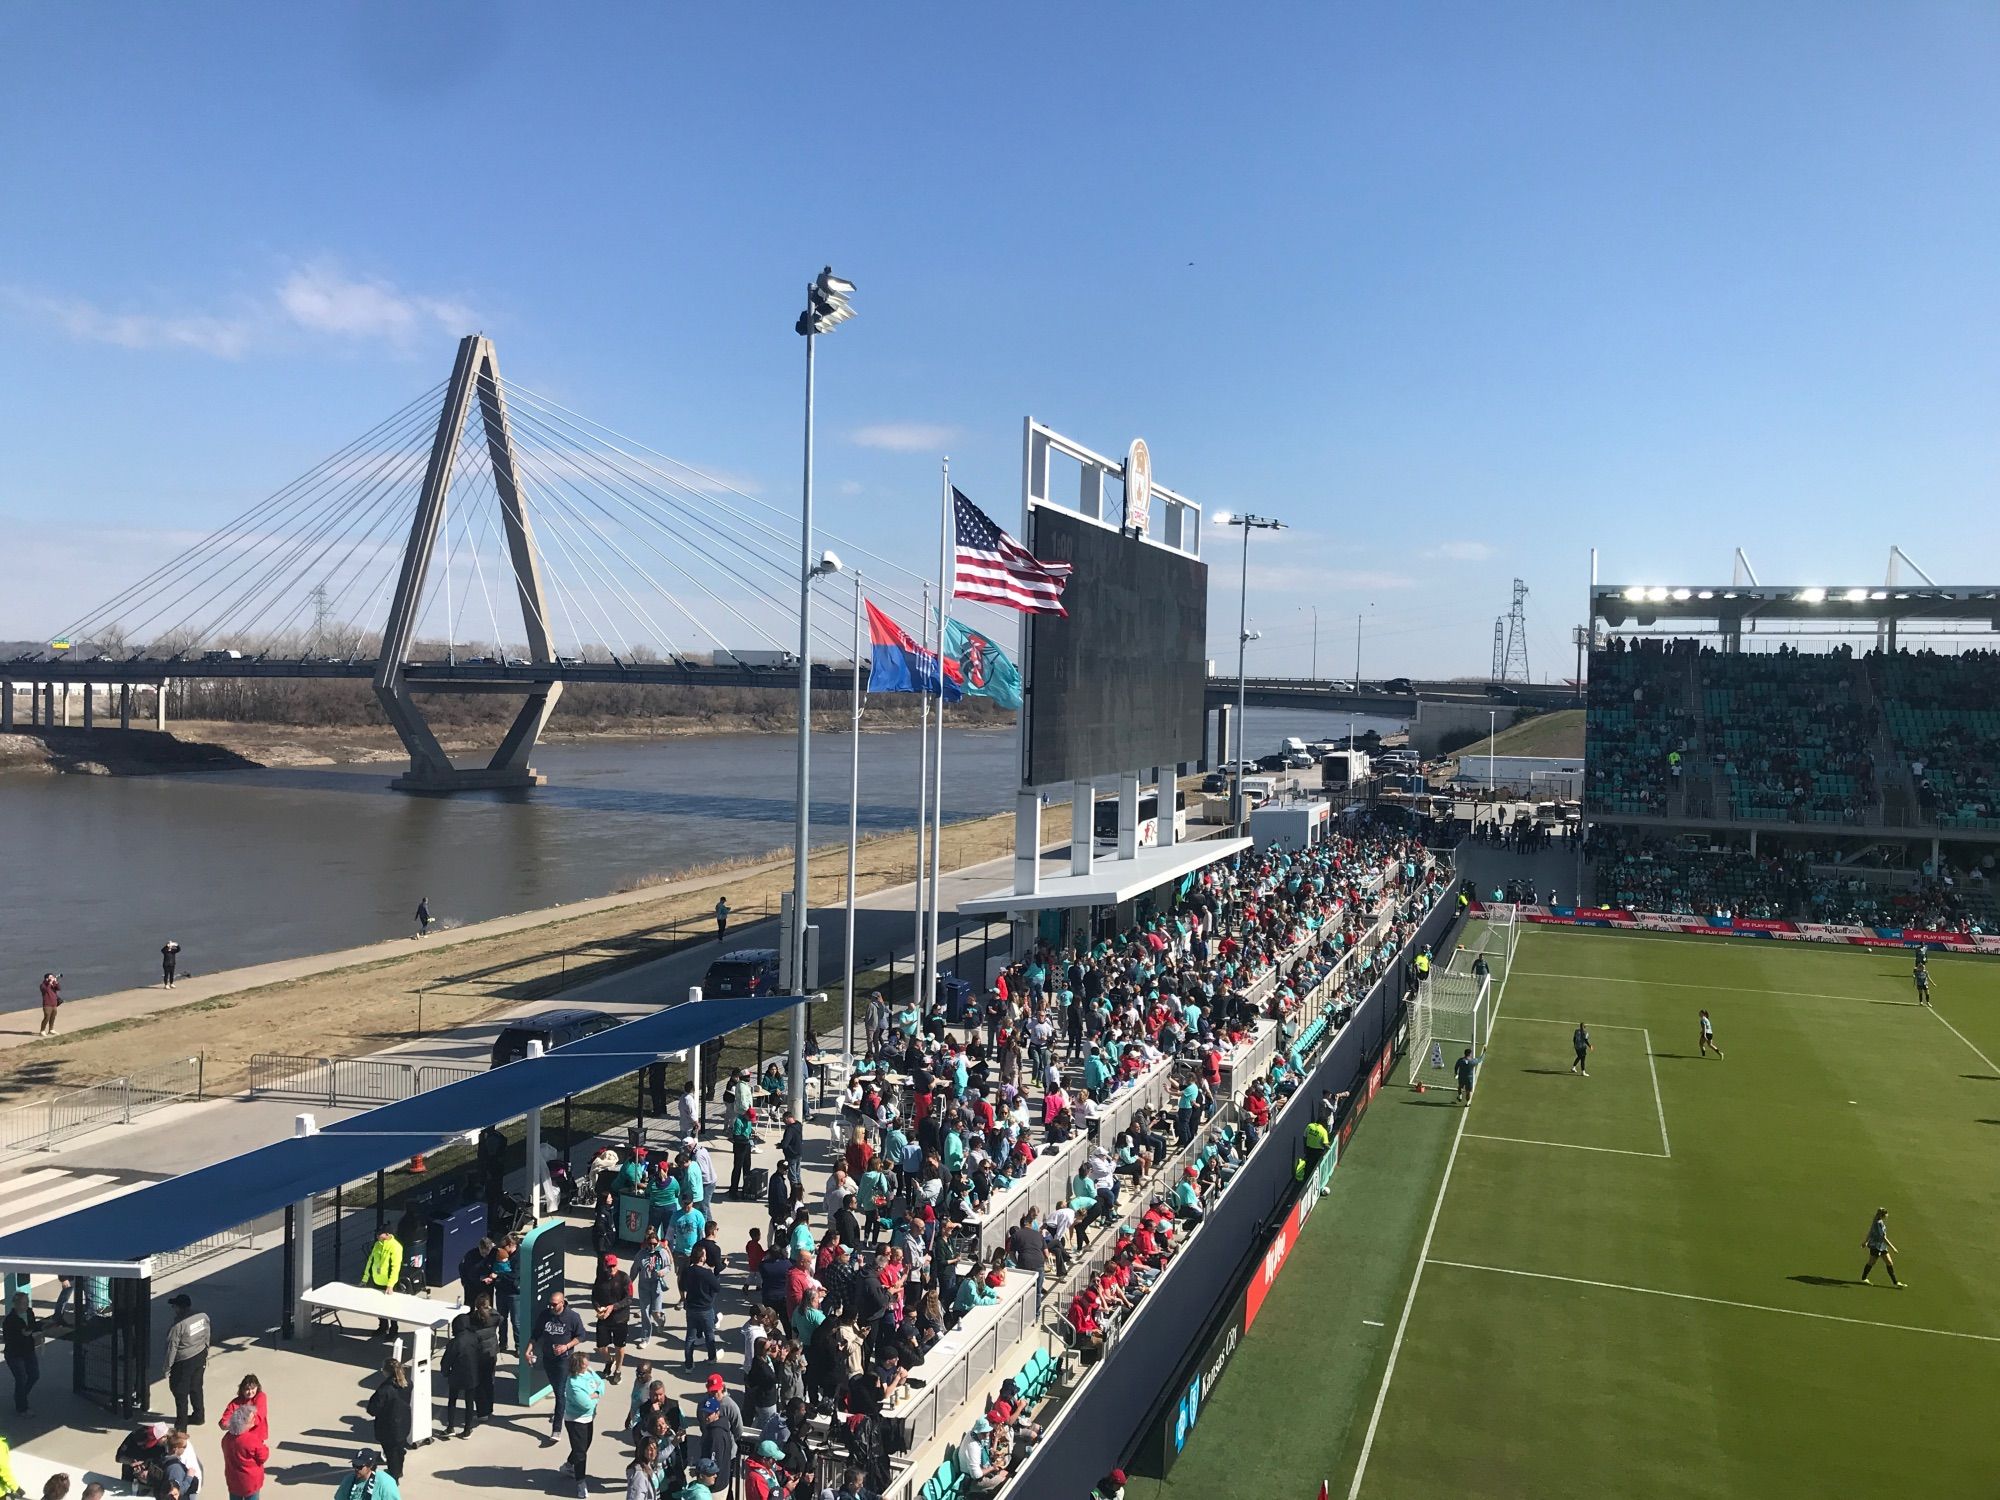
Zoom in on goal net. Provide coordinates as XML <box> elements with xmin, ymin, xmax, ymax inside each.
<box><xmin>1406</xmin><ymin>915</ymin><xmax>1508</xmax><ymax>1087</ymax></box>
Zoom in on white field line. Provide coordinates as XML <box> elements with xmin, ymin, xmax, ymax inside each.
<box><xmin>1511</xmin><ymin>969</ymin><xmax>1884</xmax><ymax>1006</ymax></box>
<box><xmin>1464</xmin><ymin>1133</ymin><xmax>1667</xmax><ymax>1159</ymax></box>
<box><xmin>1927</xmin><ymin>1006</ymin><xmax>2000</xmax><ymax>1075</ymax></box>
<box><xmin>1503</xmin><ymin>1015</ymin><xmax>1643</xmax><ymax>1031</ymax></box>
<box><xmin>1644</xmin><ymin>1027</ymin><xmax>1671</xmax><ymax>1157</ymax></box>
<box><xmin>1346</xmin><ymin>943</ymin><xmax>1520</xmax><ymax>1498</ymax></box>
<box><xmin>1424</xmin><ymin>1258</ymin><xmax>2000</xmax><ymax>1345</ymax></box>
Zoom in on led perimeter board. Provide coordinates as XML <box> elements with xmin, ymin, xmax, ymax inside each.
<box><xmin>1024</xmin><ymin>505</ymin><xmax>1208</xmax><ymax>787</ymax></box>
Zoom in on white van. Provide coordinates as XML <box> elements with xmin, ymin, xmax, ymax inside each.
<box><xmin>1240</xmin><ymin>775</ymin><xmax>1278</xmax><ymax>808</ymax></box>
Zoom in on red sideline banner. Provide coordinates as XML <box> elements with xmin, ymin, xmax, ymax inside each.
<box><xmin>1243</xmin><ymin>1197</ymin><xmax>1301</xmax><ymax>1331</ymax></box>
<box><xmin>1469</xmin><ymin>901</ymin><xmax>2000</xmax><ymax>954</ymax></box>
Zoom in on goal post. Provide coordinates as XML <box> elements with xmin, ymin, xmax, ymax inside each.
<box><xmin>1407</xmin><ymin>912</ymin><xmax>1510</xmax><ymax>1087</ymax></box>
<box><xmin>1408</xmin><ymin>967</ymin><xmax>1490</xmax><ymax>1086</ymax></box>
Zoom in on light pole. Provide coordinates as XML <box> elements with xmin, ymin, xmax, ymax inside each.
<box><xmin>1354</xmin><ymin>601</ymin><xmax>1373</xmax><ymax>686</ymax></box>
<box><xmin>1488</xmin><ymin>707</ymin><xmax>1497</xmax><ymax>796</ymax></box>
<box><xmin>1215</xmin><ymin>510</ymin><xmax>1284</xmax><ymax>838</ymax></box>
<box><xmin>790</xmin><ymin>266</ymin><xmax>855</xmax><ymax>1117</ymax></box>
<box><xmin>1300</xmin><ymin>604</ymin><xmax>1319</xmax><ymax>680</ymax></box>
<box><xmin>843</xmin><ymin>570</ymin><xmax>863</xmax><ymax>1086</ymax></box>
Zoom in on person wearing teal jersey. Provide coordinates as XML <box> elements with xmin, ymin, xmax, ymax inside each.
<box><xmin>559</xmin><ymin>1349</ymin><xmax>606</xmax><ymax>1499</ymax></box>
<box><xmin>953</xmin><ymin>1272</ymin><xmax>998</xmax><ymax>1316</ymax></box>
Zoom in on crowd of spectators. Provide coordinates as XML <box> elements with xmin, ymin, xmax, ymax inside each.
<box><xmin>1584</xmin><ymin>641</ymin><xmax>2000</xmax><ymax>830</ymax></box>
<box><xmin>1587</xmin><ymin>828</ymin><xmax>1990</xmax><ymax>930</ymax></box>
<box><xmin>519</xmin><ymin>828</ymin><xmax>1440</xmax><ymax>1500</ymax></box>
<box><xmin>54</xmin><ymin>828</ymin><xmax>1447</xmax><ymax>1500</ymax></box>
<box><xmin>1697</xmin><ymin>646</ymin><xmax>1876</xmax><ymax>821</ymax></box>
<box><xmin>1878</xmin><ymin>650</ymin><xmax>2000</xmax><ymax>830</ymax></box>
<box><xmin>1585</xmin><ymin>638</ymin><xmax>1694</xmax><ymax>816</ymax></box>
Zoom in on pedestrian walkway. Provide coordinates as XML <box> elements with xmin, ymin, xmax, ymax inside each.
<box><xmin>0</xmin><ymin>857</ymin><xmax>787</xmax><ymax>1053</ymax></box>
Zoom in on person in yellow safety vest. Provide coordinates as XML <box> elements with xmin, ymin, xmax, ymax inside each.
<box><xmin>0</xmin><ymin>1432</ymin><xmax>24</xmax><ymax>1500</ymax></box>
<box><xmin>1414</xmin><ymin>950</ymin><xmax>1432</xmax><ymax>979</ymax></box>
<box><xmin>1297</xmin><ymin>1118</ymin><xmax>1331</xmax><ymax>1182</ymax></box>
<box><xmin>362</xmin><ymin>1227</ymin><xmax>405</xmax><ymax>1336</ymax></box>
<box><xmin>1458</xmin><ymin>890</ymin><xmax>1470</xmax><ymax>914</ymax></box>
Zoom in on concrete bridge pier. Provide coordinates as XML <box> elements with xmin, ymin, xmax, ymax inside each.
<box><xmin>119</xmin><ymin>683</ymin><xmax>132</xmax><ymax>730</ymax></box>
<box><xmin>1</xmin><ymin>682</ymin><xmax>12</xmax><ymax>732</ymax></box>
<box><xmin>82</xmin><ymin>684</ymin><xmax>94</xmax><ymax>730</ymax></box>
<box><xmin>154</xmin><ymin>684</ymin><xmax>167</xmax><ymax>732</ymax></box>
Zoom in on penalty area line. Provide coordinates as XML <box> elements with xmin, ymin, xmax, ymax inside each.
<box><xmin>1424</xmin><ymin>1259</ymin><xmax>2000</xmax><ymax>1345</ymax></box>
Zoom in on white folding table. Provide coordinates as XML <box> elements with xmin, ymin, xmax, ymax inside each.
<box><xmin>300</xmin><ymin>1282</ymin><xmax>467</xmax><ymax>1443</ymax></box>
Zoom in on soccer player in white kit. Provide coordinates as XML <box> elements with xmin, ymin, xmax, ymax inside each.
<box><xmin>1698</xmin><ymin>1009</ymin><xmax>1723</xmax><ymax>1059</ymax></box>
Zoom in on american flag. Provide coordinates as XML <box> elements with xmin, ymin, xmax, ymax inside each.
<box><xmin>952</xmin><ymin>489</ymin><xmax>1071</xmax><ymax>615</ymax></box>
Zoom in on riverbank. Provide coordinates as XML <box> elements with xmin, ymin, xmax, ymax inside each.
<box><xmin>0</xmin><ymin>806</ymin><xmax>1022</xmax><ymax>1103</ymax></box>
<box><xmin>0</xmin><ymin>703</ymin><xmax>1014</xmax><ymax>775</ymax></box>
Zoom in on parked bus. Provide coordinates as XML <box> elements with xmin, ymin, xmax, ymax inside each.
<box><xmin>1093</xmin><ymin>788</ymin><xmax>1189</xmax><ymax>846</ymax></box>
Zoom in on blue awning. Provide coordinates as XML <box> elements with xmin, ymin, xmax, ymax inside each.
<box><xmin>0</xmin><ymin>996</ymin><xmax>796</xmax><ymax>1276</ymax></box>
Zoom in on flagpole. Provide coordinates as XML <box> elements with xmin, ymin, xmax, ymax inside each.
<box><xmin>843</xmin><ymin>570</ymin><xmax>863</xmax><ymax>1085</ymax></box>
<box><xmin>925</xmin><ymin>458</ymin><xmax>950</xmax><ymax>1018</ymax></box>
<box><xmin>913</xmin><ymin>581</ymin><xmax>931</xmax><ymax>1002</ymax></box>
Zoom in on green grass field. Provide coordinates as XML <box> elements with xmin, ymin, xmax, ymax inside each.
<box><xmin>1153</xmin><ymin>924</ymin><xmax>2000</xmax><ymax>1500</ymax></box>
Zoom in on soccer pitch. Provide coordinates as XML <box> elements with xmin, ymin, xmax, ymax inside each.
<box><xmin>1156</xmin><ymin>923</ymin><xmax>2000</xmax><ymax>1500</ymax></box>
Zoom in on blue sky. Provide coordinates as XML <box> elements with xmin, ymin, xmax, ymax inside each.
<box><xmin>2</xmin><ymin>3</ymin><xmax>1997</xmax><ymax>678</ymax></box>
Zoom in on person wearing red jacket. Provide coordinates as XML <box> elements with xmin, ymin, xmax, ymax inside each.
<box><xmin>220</xmin><ymin>1395</ymin><xmax>269</xmax><ymax>1500</ymax></box>
<box><xmin>217</xmin><ymin>1373</ymin><xmax>268</xmax><ymax>1447</ymax></box>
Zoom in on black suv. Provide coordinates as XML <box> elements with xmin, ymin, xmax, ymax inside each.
<box><xmin>489</xmin><ymin>1008</ymin><xmax>623</xmax><ymax>1068</ymax></box>
<box><xmin>702</xmin><ymin>948</ymin><xmax>782</xmax><ymax>999</ymax></box>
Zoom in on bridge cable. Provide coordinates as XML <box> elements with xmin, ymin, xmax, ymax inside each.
<box><xmin>53</xmin><ymin>382</ymin><xmax>447</xmax><ymax>646</ymax></box>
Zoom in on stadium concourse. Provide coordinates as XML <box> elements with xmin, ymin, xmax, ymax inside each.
<box><xmin>1</xmin><ymin>830</ymin><xmax>1446</xmax><ymax>1500</ymax></box>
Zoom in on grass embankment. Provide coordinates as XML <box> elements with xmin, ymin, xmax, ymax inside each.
<box><xmin>1448</xmin><ymin>706</ymin><xmax>1583</xmax><ymax>771</ymax></box>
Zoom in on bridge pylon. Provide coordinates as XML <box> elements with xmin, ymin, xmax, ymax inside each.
<box><xmin>375</xmin><ymin>334</ymin><xmax>561</xmax><ymax>792</ymax></box>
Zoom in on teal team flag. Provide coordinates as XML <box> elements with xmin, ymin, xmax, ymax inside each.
<box><xmin>941</xmin><ymin>617</ymin><xmax>1022</xmax><ymax>710</ymax></box>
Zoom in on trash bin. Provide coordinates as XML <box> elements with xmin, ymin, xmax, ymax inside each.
<box><xmin>938</xmin><ymin>976</ymin><xmax>973</xmax><ymax>1023</ymax></box>
<box><xmin>426</xmin><ymin>1200</ymin><xmax>489</xmax><ymax>1288</ymax></box>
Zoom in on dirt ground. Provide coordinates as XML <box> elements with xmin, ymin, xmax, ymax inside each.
<box><xmin>0</xmin><ymin>809</ymin><xmax>1021</xmax><ymax>1099</ymax></box>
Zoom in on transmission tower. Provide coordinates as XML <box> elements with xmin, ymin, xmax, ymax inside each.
<box><xmin>1491</xmin><ymin>617</ymin><xmax>1507</xmax><ymax>682</ymax></box>
<box><xmin>1501</xmin><ymin>578</ymin><xmax>1530</xmax><ymax>683</ymax></box>
<box><xmin>309</xmin><ymin>582</ymin><xmax>332</xmax><ymax>642</ymax></box>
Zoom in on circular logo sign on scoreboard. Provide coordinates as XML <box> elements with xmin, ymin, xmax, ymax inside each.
<box><xmin>1123</xmin><ymin>437</ymin><xmax>1152</xmax><ymax>537</ymax></box>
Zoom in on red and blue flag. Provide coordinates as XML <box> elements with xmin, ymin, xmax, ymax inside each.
<box><xmin>865</xmin><ymin>600</ymin><xmax>963</xmax><ymax>701</ymax></box>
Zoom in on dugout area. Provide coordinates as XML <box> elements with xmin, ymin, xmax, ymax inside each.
<box><xmin>1150</xmin><ymin>923</ymin><xmax>2000</xmax><ymax>1500</ymax></box>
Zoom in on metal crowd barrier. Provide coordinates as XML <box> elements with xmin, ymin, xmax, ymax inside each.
<box><xmin>0</xmin><ymin>1055</ymin><xmax>205</xmax><ymax>1156</ymax></box>
<box><xmin>248</xmin><ymin>1052</ymin><xmax>480</xmax><ymax>1106</ymax></box>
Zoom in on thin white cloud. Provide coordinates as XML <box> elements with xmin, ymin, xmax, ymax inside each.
<box><xmin>5</xmin><ymin>291</ymin><xmax>259</xmax><ymax>358</ymax></box>
<box><xmin>837</xmin><ymin>480</ymin><xmax>864</xmax><ymax>497</ymax></box>
<box><xmin>4</xmin><ymin>261</ymin><xmax>479</xmax><ymax>359</ymax></box>
<box><xmin>277</xmin><ymin>262</ymin><xmax>474</xmax><ymax>343</ymax></box>
<box><xmin>1426</xmin><ymin>539</ymin><xmax>1496</xmax><ymax>563</ymax></box>
<box><xmin>849</xmin><ymin>422</ymin><xmax>959</xmax><ymax>453</ymax></box>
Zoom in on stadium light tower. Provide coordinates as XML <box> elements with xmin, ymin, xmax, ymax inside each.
<box><xmin>789</xmin><ymin>266</ymin><xmax>856</xmax><ymax>1117</ymax></box>
<box><xmin>1214</xmin><ymin>510</ymin><xmax>1285</xmax><ymax>838</ymax></box>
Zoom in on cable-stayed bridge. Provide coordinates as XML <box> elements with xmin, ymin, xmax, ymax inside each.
<box><xmin>1</xmin><ymin>336</ymin><xmax>1541</xmax><ymax>790</ymax></box>
<box><xmin>5</xmin><ymin>335</ymin><xmax>1017</xmax><ymax>790</ymax></box>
